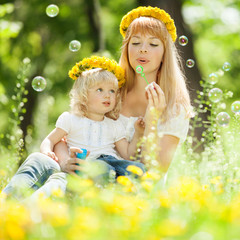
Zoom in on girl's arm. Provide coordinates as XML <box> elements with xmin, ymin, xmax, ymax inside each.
<box><xmin>115</xmin><ymin>118</ymin><xmax>145</xmax><ymax>160</ymax></box>
<box><xmin>40</xmin><ymin>128</ymin><xmax>67</xmax><ymax>161</ymax></box>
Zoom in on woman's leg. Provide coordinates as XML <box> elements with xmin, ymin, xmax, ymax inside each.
<box><xmin>2</xmin><ymin>152</ymin><xmax>61</xmax><ymax>200</ymax></box>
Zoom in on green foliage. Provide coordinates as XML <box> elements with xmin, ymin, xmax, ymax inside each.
<box><xmin>183</xmin><ymin>0</ymin><xmax>240</xmax><ymax>104</ymax></box>
<box><xmin>1</xmin><ymin>1</ymin><xmax>240</xmax><ymax>237</ymax></box>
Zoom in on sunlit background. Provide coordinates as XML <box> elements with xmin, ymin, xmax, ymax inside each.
<box><xmin>1</xmin><ymin>0</ymin><xmax>240</xmax><ymax>239</ymax></box>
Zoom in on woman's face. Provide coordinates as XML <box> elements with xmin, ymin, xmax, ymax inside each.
<box><xmin>128</xmin><ymin>33</ymin><xmax>164</xmax><ymax>75</ymax></box>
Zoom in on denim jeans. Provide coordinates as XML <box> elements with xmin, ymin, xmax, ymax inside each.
<box><xmin>2</xmin><ymin>153</ymin><xmax>146</xmax><ymax>201</ymax></box>
<box><xmin>2</xmin><ymin>152</ymin><xmax>67</xmax><ymax>200</ymax></box>
<box><xmin>97</xmin><ymin>155</ymin><xmax>146</xmax><ymax>177</ymax></box>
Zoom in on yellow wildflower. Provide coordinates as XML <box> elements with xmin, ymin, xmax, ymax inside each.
<box><xmin>51</xmin><ymin>187</ymin><xmax>64</xmax><ymax>198</ymax></box>
<box><xmin>126</xmin><ymin>165</ymin><xmax>143</xmax><ymax>176</ymax></box>
<box><xmin>117</xmin><ymin>176</ymin><xmax>133</xmax><ymax>187</ymax></box>
<box><xmin>68</xmin><ymin>56</ymin><xmax>125</xmax><ymax>88</ymax></box>
<box><xmin>157</xmin><ymin>219</ymin><xmax>186</xmax><ymax>237</ymax></box>
<box><xmin>141</xmin><ymin>180</ymin><xmax>153</xmax><ymax>192</ymax></box>
<box><xmin>120</xmin><ymin>6</ymin><xmax>177</xmax><ymax>42</ymax></box>
<box><xmin>141</xmin><ymin>171</ymin><xmax>161</xmax><ymax>181</ymax></box>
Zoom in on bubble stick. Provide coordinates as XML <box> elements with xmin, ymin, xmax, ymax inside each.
<box><xmin>136</xmin><ymin>65</ymin><xmax>149</xmax><ymax>85</ymax></box>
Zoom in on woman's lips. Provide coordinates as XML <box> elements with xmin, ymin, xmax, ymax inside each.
<box><xmin>137</xmin><ymin>58</ymin><xmax>149</xmax><ymax>64</ymax></box>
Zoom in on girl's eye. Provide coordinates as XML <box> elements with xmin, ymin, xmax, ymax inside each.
<box><xmin>110</xmin><ymin>89</ymin><xmax>115</xmax><ymax>94</ymax></box>
<box><xmin>132</xmin><ymin>42</ymin><xmax>140</xmax><ymax>45</ymax></box>
<box><xmin>150</xmin><ymin>43</ymin><xmax>158</xmax><ymax>47</ymax></box>
<box><xmin>97</xmin><ymin>88</ymin><xmax>103</xmax><ymax>92</ymax></box>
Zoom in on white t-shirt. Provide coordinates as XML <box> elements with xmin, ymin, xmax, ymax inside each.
<box><xmin>118</xmin><ymin>105</ymin><xmax>189</xmax><ymax>143</ymax></box>
<box><xmin>56</xmin><ymin>112</ymin><xmax>126</xmax><ymax>159</ymax></box>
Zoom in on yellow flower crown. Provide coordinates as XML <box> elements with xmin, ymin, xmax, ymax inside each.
<box><xmin>68</xmin><ymin>56</ymin><xmax>126</xmax><ymax>88</ymax></box>
<box><xmin>120</xmin><ymin>6</ymin><xmax>177</xmax><ymax>42</ymax></box>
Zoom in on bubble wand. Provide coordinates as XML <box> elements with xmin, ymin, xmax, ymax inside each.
<box><xmin>136</xmin><ymin>65</ymin><xmax>149</xmax><ymax>85</ymax></box>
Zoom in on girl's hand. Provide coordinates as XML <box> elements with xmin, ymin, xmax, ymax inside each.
<box><xmin>61</xmin><ymin>136</ymin><xmax>67</xmax><ymax>143</ymax></box>
<box><xmin>42</xmin><ymin>151</ymin><xmax>59</xmax><ymax>162</ymax></box>
<box><xmin>145</xmin><ymin>82</ymin><xmax>166</xmax><ymax>124</ymax></box>
<box><xmin>134</xmin><ymin>117</ymin><xmax>145</xmax><ymax>136</ymax></box>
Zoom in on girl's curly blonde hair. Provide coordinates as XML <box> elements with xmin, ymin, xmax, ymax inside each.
<box><xmin>69</xmin><ymin>68</ymin><xmax>121</xmax><ymax>120</ymax></box>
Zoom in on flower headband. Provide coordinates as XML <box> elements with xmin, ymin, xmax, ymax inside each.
<box><xmin>68</xmin><ymin>56</ymin><xmax>126</xmax><ymax>88</ymax></box>
<box><xmin>120</xmin><ymin>6</ymin><xmax>177</xmax><ymax>42</ymax></box>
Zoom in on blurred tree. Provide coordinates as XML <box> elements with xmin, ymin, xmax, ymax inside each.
<box><xmin>0</xmin><ymin>0</ymin><xmax>136</xmax><ymax>155</ymax></box>
<box><xmin>0</xmin><ymin>0</ymin><xmax>104</xmax><ymax>152</ymax></box>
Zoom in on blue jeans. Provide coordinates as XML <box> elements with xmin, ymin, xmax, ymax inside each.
<box><xmin>97</xmin><ymin>155</ymin><xmax>146</xmax><ymax>177</ymax></box>
<box><xmin>2</xmin><ymin>152</ymin><xmax>67</xmax><ymax>200</ymax></box>
<box><xmin>2</xmin><ymin>153</ymin><xmax>146</xmax><ymax>200</ymax></box>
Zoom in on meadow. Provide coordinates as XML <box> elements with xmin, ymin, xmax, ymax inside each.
<box><xmin>1</xmin><ymin>1</ymin><xmax>240</xmax><ymax>239</ymax></box>
<box><xmin>1</xmin><ymin>59</ymin><xmax>240</xmax><ymax>240</ymax></box>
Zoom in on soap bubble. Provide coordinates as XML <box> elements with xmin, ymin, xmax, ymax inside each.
<box><xmin>178</xmin><ymin>35</ymin><xmax>188</xmax><ymax>46</ymax></box>
<box><xmin>208</xmin><ymin>73</ymin><xmax>218</xmax><ymax>84</ymax></box>
<box><xmin>46</xmin><ymin>4</ymin><xmax>59</xmax><ymax>17</ymax></box>
<box><xmin>208</xmin><ymin>88</ymin><xmax>222</xmax><ymax>103</ymax></box>
<box><xmin>136</xmin><ymin>65</ymin><xmax>143</xmax><ymax>73</ymax></box>
<box><xmin>216</xmin><ymin>112</ymin><xmax>230</xmax><ymax>127</ymax></box>
<box><xmin>32</xmin><ymin>76</ymin><xmax>47</xmax><ymax>92</ymax></box>
<box><xmin>69</xmin><ymin>40</ymin><xmax>81</xmax><ymax>52</ymax></box>
<box><xmin>231</xmin><ymin>101</ymin><xmax>240</xmax><ymax>114</ymax></box>
<box><xmin>186</xmin><ymin>59</ymin><xmax>195</xmax><ymax>68</ymax></box>
<box><xmin>222</xmin><ymin>62</ymin><xmax>231</xmax><ymax>72</ymax></box>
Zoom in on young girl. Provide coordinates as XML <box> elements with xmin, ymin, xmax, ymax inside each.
<box><xmin>55</xmin><ymin>6</ymin><xmax>193</xmax><ymax>174</ymax></box>
<box><xmin>2</xmin><ymin>56</ymin><xmax>145</xmax><ymax>200</ymax></box>
<box><xmin>41</xmin><ymin>56</ymin><xmax>145</xmax><ymax>174</ymax></box>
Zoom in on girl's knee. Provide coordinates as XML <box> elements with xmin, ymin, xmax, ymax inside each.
<box><xmin>25</xmin><ymin>152</ymin><xmax>61</xmax><ymax>171</ymax></box>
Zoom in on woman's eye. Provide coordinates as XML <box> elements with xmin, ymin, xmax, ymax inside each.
<box><xmin>97</xmin><ymin>88</ymin><xmax>103</xmax><ymax>92</ymax></box>
<box><xmin>150</xmin><ymin>43</ymin><xmax>158</xmax><ymax>47</ymax></box>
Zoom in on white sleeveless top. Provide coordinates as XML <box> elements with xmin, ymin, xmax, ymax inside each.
<box><xmin>118</xmin><ymin>105</ymin><xmax>189</xmax><ymax>143</ymax></box>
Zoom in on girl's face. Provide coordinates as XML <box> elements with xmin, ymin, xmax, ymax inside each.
<box><xmin>87</xmin><ymin>82</ymin><xmax>117</xmax><ymax>120</ymax></box>
<box><xmin>128</xmin><ymin>33</ymin><xmax>164</xmax><ymax>76</ymax></box>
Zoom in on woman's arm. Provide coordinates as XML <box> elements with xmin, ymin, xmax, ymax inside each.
<box><xmin>143</xmin><ymin>82</ymin><xmax>180</xmax><ymax>172</ymax></box>
<box><xmin>144</xmin><ymin>133</ymin><xmax>179</xmax><ymax>172</ymax></box>
<box><xmin>158</xmin><ymin>135</ymin><xmax>179</xmax><ymax>171</ymax></box>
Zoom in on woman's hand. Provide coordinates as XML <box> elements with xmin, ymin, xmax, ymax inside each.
<box><xmin>145</xmin><ymin>82</ymin><xmax>166</xmax><ymax>124</ymax></box>
<box><xmin>58</xmin><ymin>147</ymin><xmax>90</xmax><ymax>175</ymax></box>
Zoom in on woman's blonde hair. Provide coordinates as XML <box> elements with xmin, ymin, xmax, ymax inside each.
<box><xmin>119</xmin><ymin>16</ymin><xmax>193</xmax><ymax>121</ymax></box>
<box><xmin>70</xmin><ymin>68</ymin><xmax>121</xmax><ymax>120</ymax></box>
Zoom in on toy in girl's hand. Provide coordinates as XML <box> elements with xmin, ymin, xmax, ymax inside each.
<box><xmin>75</xmin><ymin>148</ymin><xmax>88</xmax><ymax>174</ymax></box>
<box><xmin>76</xmin><ymin>148</ymin><xmax>87</xmax><ymax>159</ymax></box>
<box><xmin>136</xmin><ymin>65</ymin><xmax>149</xmax><ymax>85</ymax></box>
